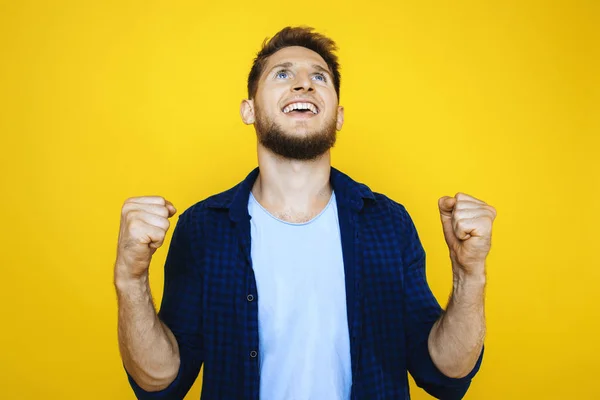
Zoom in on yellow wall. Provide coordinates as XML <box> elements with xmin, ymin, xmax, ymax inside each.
<box><xmin>1</xmin><ymin>1</ymin><xmax>598</xmax><ymax>399</ymax></box>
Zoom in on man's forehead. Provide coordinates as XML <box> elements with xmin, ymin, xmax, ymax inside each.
<box><xmin>263</xmin><ymin>46</ymin><xmax>330</xmax><ymax>72</ymax></box>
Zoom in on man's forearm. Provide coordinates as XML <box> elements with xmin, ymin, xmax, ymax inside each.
<box><xmin>428</xmin><ymin>264</ymin><xmax>486</xmax><ymax>379</ymax></box>
<box><xmin>115</xmin><ymin>267</ymin><xmax>180</xmax><ymax>391</ymax></box>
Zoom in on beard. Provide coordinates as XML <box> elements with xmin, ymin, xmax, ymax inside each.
<box><xmin>254</xmin><ymin>107</ymin><xmax>338</xmax><ymax>161</ymax></box>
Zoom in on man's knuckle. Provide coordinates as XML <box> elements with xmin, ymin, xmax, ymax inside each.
<box><xmin>127</xmin><ymin>209</ymin><xmax>141</xmax><ymax>220</ymax></box>
<box><xmin>157</xmin><ymin>205</ymin><xmax>169</xmax><ymax>217</ymax></box>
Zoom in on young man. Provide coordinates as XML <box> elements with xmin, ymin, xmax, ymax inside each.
<box><xmin>115</xmin><ymin>26</ymin><xmax>496</xmax><ymax>400</ymax></box>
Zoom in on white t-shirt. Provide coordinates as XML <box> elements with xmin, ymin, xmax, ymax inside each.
<box><xmin>249</xmin><ymin>191</ymin><xmax>352</xmax><ymax>400</ymax></box>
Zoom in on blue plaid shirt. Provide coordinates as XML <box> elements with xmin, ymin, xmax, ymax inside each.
<box><xmin>124</xmin><ymin>166</ymin><xmax>484</xmax><ymax>399</ymax></box>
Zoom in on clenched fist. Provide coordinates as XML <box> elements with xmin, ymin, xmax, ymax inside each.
<box><xmin>115</xmin><ymin>196</ymin><xmax>177</xmax><ymax>281</ymax></box>
<box><xmin>438</xmin><ymin>192</ymin><xmax>497</xmax><ymax>277</ymax></box>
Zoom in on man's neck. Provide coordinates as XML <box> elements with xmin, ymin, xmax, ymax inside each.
<box><xmin>252</xmin><ymin>145</ymin><xmax>333</xmax><ymax>218</ymax></box>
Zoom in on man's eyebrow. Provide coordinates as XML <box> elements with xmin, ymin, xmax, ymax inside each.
<box><xmin>268</xmin><ymin>62</ymin><xmax>294</xmax><ymax>73</ymax></box>
<box><xmin>312</xmin><ymin>64</ymin><xmax>331</xmax><ymax>75</ymax></box>
<box><xmin>267</xmin><ymin>62</ymin><xmax>332</xmax><ymax>75</ymax></box>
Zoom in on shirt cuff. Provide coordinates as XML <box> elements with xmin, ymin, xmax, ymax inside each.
<box><xmin>123</xmin><ymin>361</ymin><xmax>186</xmax><ymax>400</ymax></box>
<box><xmin>413</xmin><ymin>344</ymin><xmax>485</xmax><ymax>400</ymax></box>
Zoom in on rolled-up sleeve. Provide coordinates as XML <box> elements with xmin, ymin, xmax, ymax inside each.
<box><xmin>399</xmin><ymin>204</ymin><xmax>484</xmax><ymax>400</ymax></box>
<box><xmin>124</xmin><ymin>209</ymin><xmax>204</xmax><ymax>399</ymax></box>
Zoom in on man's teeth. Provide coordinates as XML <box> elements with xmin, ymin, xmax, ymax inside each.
<box><xmin>282</xmin><ymin>102</ymin><xmax>319</xmax><ymax>114</ymax></box>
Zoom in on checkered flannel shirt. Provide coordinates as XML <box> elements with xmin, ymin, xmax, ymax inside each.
<box><xmin>124</xmin><ymin>166</ymin><xmax>484</xmax><ymax>399</ymax></box>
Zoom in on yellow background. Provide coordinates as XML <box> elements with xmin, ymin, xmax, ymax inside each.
<box><xmin>1</xmin><ymin>1</ymin><xmax>598</xmax><ymax>399</ymax></box>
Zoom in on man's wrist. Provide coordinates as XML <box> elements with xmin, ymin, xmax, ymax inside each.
<box><xmin>453</xmin><ymin>270</ymin><xmax>486</xmax><ymax>287</ymax></box>
<box><xmin>451</xmin><ymin>263</ymin><xmax>486</xmax><ymax>306</ymax></box>
<box><xmin>451</xmin><ymin>259</ymin><xmax>486</xmax><ymax>285</ymax></box>
<box><xmin>114</xmin><ymin>262</ymin><xmax>149</xmax><ymax>292</ymax></box>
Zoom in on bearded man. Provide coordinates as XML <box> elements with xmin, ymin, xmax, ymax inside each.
<box><xmin>115</xmin><ymin>26</ymin><xmax>496</xmax><ymax>400</ymax></box>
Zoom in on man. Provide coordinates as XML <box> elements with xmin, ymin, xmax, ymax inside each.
<box><xmin>114</xmin><ymin>26</ymin><xmax>496</xmax><ymax>400</ymax></box>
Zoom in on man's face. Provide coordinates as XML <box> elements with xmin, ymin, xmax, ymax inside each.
<box><xmin>241</xmin><ymin>46</ymin><xmax>344</xmax><ymax>160</ymax></box>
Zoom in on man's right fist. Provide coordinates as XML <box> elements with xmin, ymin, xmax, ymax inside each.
<box><xmin>115</xmin><ymin>196</ymin><xmax>177</xmax><ymax>281</ymax></box>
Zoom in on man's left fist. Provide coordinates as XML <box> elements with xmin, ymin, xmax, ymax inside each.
<box><xmin>438</xmin><ymin>193</ymin><xmax>497</xmax><ymax>276</ymax></box>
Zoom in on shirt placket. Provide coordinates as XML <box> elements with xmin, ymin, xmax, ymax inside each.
<box><xmin>338</xmin><ymin>199</ymin><xmax>364</xmax><ymax>400</ymax></box>
<box><xmin>237</xmin><ymin>215</ymin><xmax>260</xmax><ymax>400</ymax></box>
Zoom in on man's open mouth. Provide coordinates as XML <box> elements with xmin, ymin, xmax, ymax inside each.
<box><xmin>281</xmin><ymin>102</ymin><xmax>320</xmax><ymax>115</ymax></box>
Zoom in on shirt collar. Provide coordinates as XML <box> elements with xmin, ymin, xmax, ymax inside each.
<box><xmin>205</xmin><ymin>166</ymin><xmax>376</xmax><ymax>222</ymax></box>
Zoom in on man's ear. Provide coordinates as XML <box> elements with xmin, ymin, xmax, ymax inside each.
<box><xmin>336</xmin><ymin>105</ymin><xmax>345</xmax><ymax>131</ymax></box>
<box><xmin>240</xmin><ymin>99</ymin><xmax>255</xmax><ymax>125</ymax></box>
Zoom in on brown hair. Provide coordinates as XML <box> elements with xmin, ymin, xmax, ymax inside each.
<box><xmin>247</xmin><ymin>26</ymin><xmax>341</xmax><ymax>100</ymax></box>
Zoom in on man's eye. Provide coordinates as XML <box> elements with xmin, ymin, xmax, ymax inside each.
<box><xmin>313</xmin><ymin>73</ymin><xmax>327</xmax><ymax>82</ymax></box>
<box><xmin>276</xmin><ymin>70</ymin><xmax>289</xmax><ymax>79</ymax></box>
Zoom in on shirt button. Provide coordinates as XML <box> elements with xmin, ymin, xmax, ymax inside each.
<box><xmin>250</xmin><ymin>350</ymin><xmax>258</xmax><ymax>358</ymax></box>
<box><xmin>247</xmin><ymin>294</ymin><xmax>254</xmax><ymax>302</ymax></box>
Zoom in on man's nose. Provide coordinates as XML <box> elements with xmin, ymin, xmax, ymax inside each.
<box><xmin>292</xmin><ymin>72</ymin><xmax>314</xmax><ymax>92</ymax></box>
